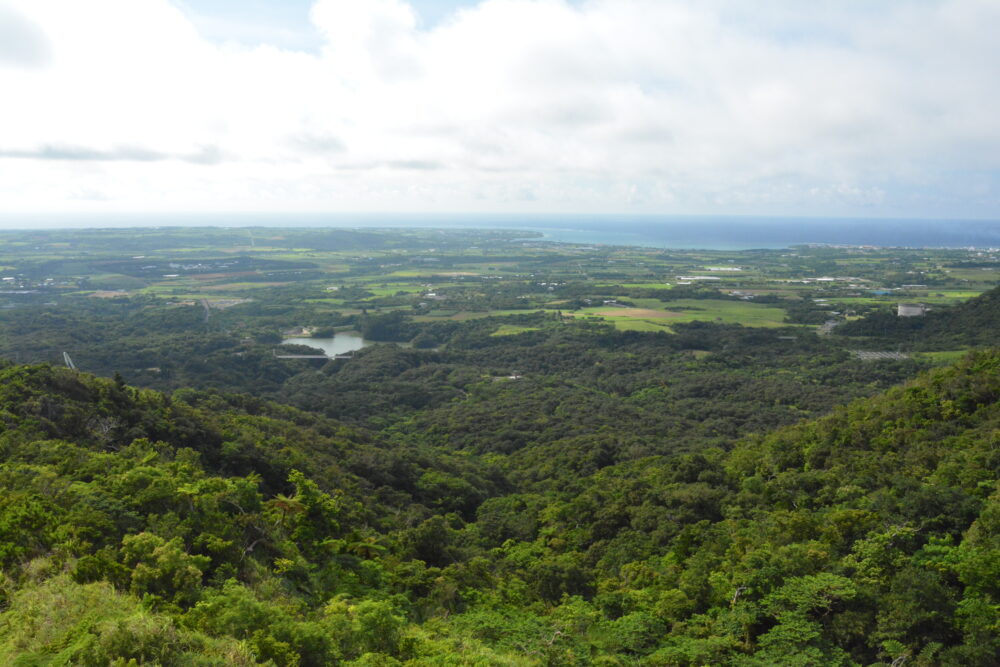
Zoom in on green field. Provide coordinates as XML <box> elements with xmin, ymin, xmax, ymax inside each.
<box><xmin>567</xmin><ymin>298</ymin><xmax>789</xmax><ymax>330</ymax></box>
<box><xmin>614</xmin><ymin>282</ymin><xmax>674</xmax><ymax>289</ymax></box>
<box><xmin>917</xmin><ymin>349</ymin><xmax>971</xmax><ymax>365</ymax></box>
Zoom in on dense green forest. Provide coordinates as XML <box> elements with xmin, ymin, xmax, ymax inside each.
<box><xmin>837</xmin><ymin>285</ymin><xmax>1000</xmax><ymax>348</ymax></box>
<box><xmin>2</xmin><ymin>347</ymin><xmax>999</xmax><ymax>664</ymax></box>
<box><xmin>2</xmin><ymin>228</ymin><xmax>1000</xmax><ymax>664</ymax></box>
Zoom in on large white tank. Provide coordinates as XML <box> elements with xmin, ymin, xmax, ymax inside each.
<box><xmin>897</xmin><ymin>303</ymin><xmax>926</xmax><ymax>317</ymax></box>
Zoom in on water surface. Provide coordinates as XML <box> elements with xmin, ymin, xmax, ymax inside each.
<box><xmin>8</xmin><ymin>213</ymin><xmax>1000</xmax><ymax>250</ymax></box>
<box><xmin>281</xmin><ymin>331</ymin><xmax>371</xmax><ymax>356</ymax></box>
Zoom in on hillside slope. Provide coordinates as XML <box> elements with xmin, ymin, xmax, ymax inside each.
<box><xmin>837</xmin><ymin>283</ymin><xmax>1000</xmax><ymax>348</ymax></box>
<box><xmin>0</xmin><ymin>362</ymin><xmax>509</xmax><ymax>664</ymax></box>
<box><xmin>0</xmin><ymin>354</ymin><xmax>998</xmax><ymax>664</ymax></box>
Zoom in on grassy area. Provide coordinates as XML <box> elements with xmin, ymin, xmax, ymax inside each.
<box><xmin>912</xmin><ymin>291</ymin><xmax>984</xmax><ymax>304</ymax></box>
<box><xmin>413</xmin><ymin>309</ymin><xmax>541</xmax><ymax>322</ymax></box>
<box><xmin>614</xmin><ymin>282</ymin><xmax>674</xmax><ymax>289</ymax></box>
<box><xmin>917</xmin><ymin>350</ymin><xmax>971</xmax><ymax>365</ymax></box>
<box><xmin>826</xmin><ymin>290</ymin><xmax>985</xmax><ymax>309</ymax></box>
<box><xmin>607</xmin><ymin>319</ymin><xmax>673</xmax><ymax>332</ymax></box>
<box><xmin>564</xmin><ymin>298</ymin><xmax>789</xmax><ymax>331</ymax></box>
<box><xmin>490</xmin><ymin>325</ymin><xmax>542</xmax><ymax>336</ymax></box>
<box><xmin>385</xmin><ymin>270</ymin><xmax>474</xmax><ymax>278</ymax></box>
<box><xmin>654</xmin><ymin>299</ymin><xmax>789</xmax><ymax>327</ymax></box>
<box><xmin>200</xmin><ymin>282</ymin><xmax>291</xmax><ymax>291</ymax></box>
<box><xmin>413</xmin><ymin>311</ymin><xmax>491</xmax><ymax>322</ymax></box>
<box><xmin>365</xmin><ymin>285</ymin><xmax>427</xmax><ymax>296</ymax></box>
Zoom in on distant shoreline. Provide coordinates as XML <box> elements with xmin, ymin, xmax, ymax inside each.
<box><xmin>1</xmin><ymin>213</ymin><xmax>1000</xmax><ymax>251</ymax></box>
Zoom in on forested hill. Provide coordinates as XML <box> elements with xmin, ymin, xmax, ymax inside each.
<box><xmin>1</xmin><ymin>354</ymin><xmax>999</xmax><ymax>664</ymax></box>
<box><xmin>925</xmin><ymin>283</ymin><xmax>1000</xmax><ymax>345</ymax></box>
<box><xmin>837</xmin><ymin>283</ymin><xmax>1000</xmax><ymax>347</ymax></box>
<box><xmin>0</xmin><ymin>361</ymin><xmax>507</xmax><ymax>663</ymax></box>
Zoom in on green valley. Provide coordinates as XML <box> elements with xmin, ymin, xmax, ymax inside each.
<box><xmin>0</xmin><ymin>227</ymin><xmax>998</xmax><ymax>665</ymax></box>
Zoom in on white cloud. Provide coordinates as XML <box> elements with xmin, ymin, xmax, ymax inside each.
<box><xmin>0</xmin><ymin>4</ymin><xmax>51</xmax><ymax>67</ymax></box>
<box><xmin>0</xmin><ymin>0</ymin><xmax>998</xmax><ymax>216</ymax></box>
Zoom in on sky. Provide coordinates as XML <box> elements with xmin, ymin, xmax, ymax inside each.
<box><xmin>1</xmin><ymin>0</ymin><xmax>999</xmax><ymax>220</ymax></box>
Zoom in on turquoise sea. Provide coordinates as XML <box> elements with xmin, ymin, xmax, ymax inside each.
<box><xmin>5</xmin><ymin>213</ymin><xmax>1000</xmax><ymax>250</ymax></box>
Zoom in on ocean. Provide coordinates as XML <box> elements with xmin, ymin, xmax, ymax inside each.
<box><xmin>4</xmin><ymin>213</ymin><xmax>1000</xmax><ymax>250</ymax></box>
<box><xmin>474</xmin><ymin>215</ymin><xmax>1000</xmax><ymax>250</ymax></box>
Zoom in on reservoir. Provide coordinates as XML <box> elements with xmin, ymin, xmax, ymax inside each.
<box><xmin>281</xmin><ymin>330</ymin><xmax>372</xmax><ymax>356</ymax></box>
